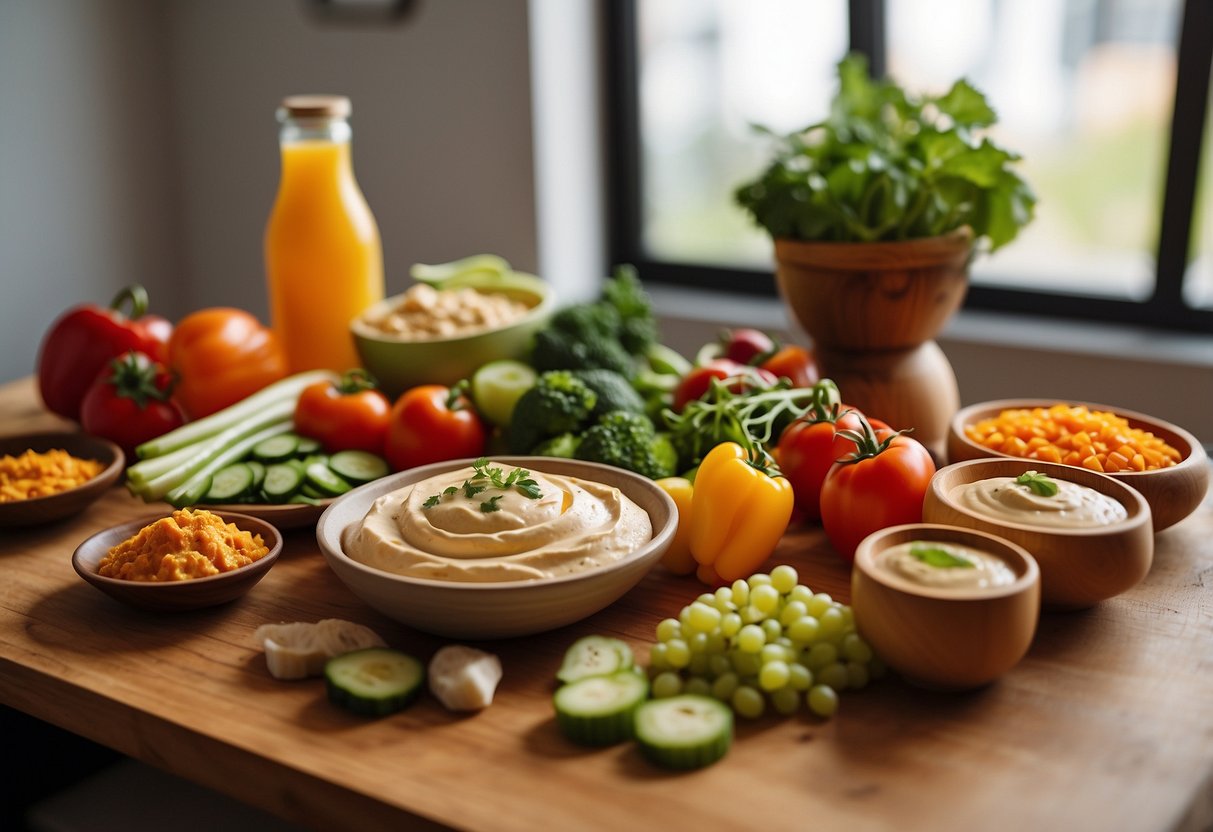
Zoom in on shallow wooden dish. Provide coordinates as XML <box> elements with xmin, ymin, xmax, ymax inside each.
<box><xmin>0</xmin><ymin>431</ymin><xmax>124</xmax><ymax>527</ymax></box>
<box><xmin>193</xmin><ymin>499</ymin><xmax>332</xmax><ymax>531</ymax></box>
<box><xmin>316</xmin><ymin>456</ymin><xmax>677</xmax><ymax>639</ymax></box>
<box><xmin>948</xmin><ymin>399</ymin><xmax>1208</xmax><ymax>532</ymax></box>
<box><xmin>72</xmin><ymin>511</ymin><xmax>282</xmax><ymax>612</ymax></box>
<box><xmin>924</xmin><ymin>458</ymin><xmax>1153</xmax><ymax>610</ymax></box>
<box><xmin>852</xmin><ymin>523</ymin><xmax>1040</xmax><ymax>691</ymax></box>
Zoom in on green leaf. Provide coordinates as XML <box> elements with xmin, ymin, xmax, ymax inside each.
<box><xmin>934</xmin><ymin>79</ymin><xmax>997</xmax><ymax>128</ymax></box>
<box><xmin>480</xmin><ymin>495</ymin><xmax>504</xmax><ymax>513</ymax></box>
<box><xmin>423</xmin><ymin>494</ymin><xmax>441</xmax><ymax>509</ymax></box>
<box><xmin>1015</xmin><ymin>470</ymin><xmax>1059</xmax><ymax>497</ymax></box>
<box><xmin>937</xmin><ymin>141</ymin><xmax>1014</xmax><ymax>188</ymax></box>
<box><xmin>909</xmin><ymin>543</ymin><xmax>976</xmax><ymax>569</ymax></box>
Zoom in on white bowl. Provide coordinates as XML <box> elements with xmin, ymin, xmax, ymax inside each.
<box><xmin>315</xmin><ymin>457</ymin><xmax>677</xmax><ymax>639</ymax></box>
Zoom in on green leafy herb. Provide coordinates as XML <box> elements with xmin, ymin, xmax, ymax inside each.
<box><xmin>423</xmin><ymin>459</ymin><xmax>543</xmax><ymax>508</ymax></box>
<box><xmin>735</xmin><ymin>53</ymin><xmax>1035</xmax><ymax>252</ymax></box>
<box><xmin>1016</xmin><ymin>470</ymin><xmax>1059</xmax><ymax>497</ymax></box>
<box><xmin>910</xmin><ymin>543</ymin><xmax>975</xmax><ymax>569</ymax></box>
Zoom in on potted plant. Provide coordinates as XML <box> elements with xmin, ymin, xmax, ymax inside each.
<box><xmin>734</xmin><ymin>54</ymin><xmax>1035</xmax><ymax>454</ymax></box>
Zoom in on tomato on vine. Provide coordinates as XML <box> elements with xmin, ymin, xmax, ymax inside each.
<box><xmin>294</xmin><ymin>369</ymin><xmax>392</xmax><ymax>455</ymax></box>
<box><xmin>819</xmin><ymin>415</ymin><xmax>935</xmax><ymax>562</ymax></box>
<box><xmin>384</xmin><ymin>382</ymin><xmax>488</xmax><ymax>472</ymax></box>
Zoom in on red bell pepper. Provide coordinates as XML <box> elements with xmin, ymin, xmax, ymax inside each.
<box><xmin>37</xmin><ymin>285</ymin><xmax>172</xmax><ymax>421</ymax></box>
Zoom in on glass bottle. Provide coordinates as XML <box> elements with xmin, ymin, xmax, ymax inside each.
<box><xmin>264</xmin><ymin>95</ymin><xmax>384</xmax><ymax>373</ymax></box>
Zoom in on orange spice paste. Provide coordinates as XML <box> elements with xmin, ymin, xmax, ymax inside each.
<box><xmin>0</xmin><ymin>448</ymin><xmax>103</xmax><ymax>502</ymax></box>
<box><xmin>99</xmin><ymin>508</ymin><xmax>269</xmax><ymax>582</ymax></box>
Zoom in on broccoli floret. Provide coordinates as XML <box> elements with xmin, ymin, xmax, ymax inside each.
<box><xmin>602</xmin><ymin>265</ymin><xmax>657</xmax><ymax>356</ymax></box>
<box><xmin>531</xmin><ymin>328</ymin><xmax>635</xmax><ymax>377</ymax></box>
<box><xmin>531</xmin><ymin>432</ymin><xmax>581</xmax><ymax>459</ymax></box>
<box><xmin>507</xmin><ymin>371</ymin><xmax>598</xmax><ymax>454</ymax></box>
<box><xmin>570</xmin><ymin>368</ymin><xmax>646</xmax><ymax>418</ymax></box>
<box><xmin>575</xmin><ymin>410</ymin><xmax>677</xmax><ymax>480</ymax></box>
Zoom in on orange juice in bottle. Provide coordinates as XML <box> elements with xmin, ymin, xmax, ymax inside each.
<box><xmin>265</xmin><ymin>95</ymin><xmax>383</xmax><ymax>373</ymax></box>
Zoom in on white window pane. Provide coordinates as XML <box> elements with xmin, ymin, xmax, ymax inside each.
<box><xmin>637</xmin><ymin>0</ymin><xmax>849</xmax><ymax>266</ymax></box>
<box><xmin>889</xmin><ymin>0</ymin><xmax>1182</xmax><ymax>300</ymax></box>
<box><xmin>1184</xmin><ymin>69</ymin><xmax>1212</xmax><ymax>310</ymax></box>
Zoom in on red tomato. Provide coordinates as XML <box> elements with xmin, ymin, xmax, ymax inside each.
<box><xmin>760</xmin><ymin>345</ymin><xmax>819</xmax><ymax>388</ymax></box>
<box><xmin>80</xmin><ymin>351</ymin><xmax>187</xmax><ymax>460</ymax></box>
<box><xmin>385</xmin><ymin>384</ymin><xmax>488</xmax><ymax>472</ymax></box>
<box><xmin>777</xmin><ymin>406</ymin><xmax>870</xmax><ymax>521</ymax></box>
<box><xmin>294</xmin><ymin>370</ymin><xmax>392</xmax><ymax>455</ymax></box>
<box><xmin>819</xmin><ymin>423</ymin><xmax>936</xmax><ymax>562</ymax></box>
<box><xmin>722</xmin><ymin>328</ymin><xmax>776</xmax><ymax>365</ymax></box>
<box><xmin>672</xmin><ymin>359</ymin><xmax>778</xmax><ymax>412</ymax></box>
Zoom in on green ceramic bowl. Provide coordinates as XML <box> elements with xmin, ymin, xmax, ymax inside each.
<box><xmin>352</xmin><ymin>279</ymin><xmax>553</xmax><ymax>398</ymax></box>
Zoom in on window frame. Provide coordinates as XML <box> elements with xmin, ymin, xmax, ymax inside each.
<box><xmin>604</xmin><ymin>0</ymin><xmax>1213</xmax><ymax>333</ymax></box>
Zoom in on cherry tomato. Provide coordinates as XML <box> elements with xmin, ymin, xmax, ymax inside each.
<box><xmin>80</xmin><ymin>351</ymin><xmax>187</xmax><ymax>460</ymax></box>
<box><xmin>722</xmin><ymin>327</ymin><xmax>776</xmax><ymax>365</ymax></box>
<box><xmin>777</xmin><ymin>406</ymin><xmax>871</xmax><ymax>521</ymax></box>
<box><xmin>294</xmin><ymin>370</ymin><xmax>391</xmax><ymax>455</ymax></box>
<box><xmin>385</xmin><ymin>384</ymin><xmax>488</xmax><ymax>472</ymax></box>
<box><xmin>819</xmin><ymin>421</ymin><xmax>936</xmax><ymax>562</ymax></box>
<box><xmin>760</xmin><ymin>345</ymin><xmax>819</xmax><ymax>388</ymax></box>
<box><xmin>672</xmin><ymin>359</ymin><xmax>778</xmax><ymax>412</ymax></box>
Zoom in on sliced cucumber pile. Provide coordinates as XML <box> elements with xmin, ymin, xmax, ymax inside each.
<box><xmin>197</xmin><ymin>433</ymin><xmax>389</xmax><ymax>505</ymax></box>
<box><xmin>552</xmin><ymin>634</ymin><xmax>733</xmax><ymax>769</ymax></box>
<box><xmin>325</xmin><ymin>647</ymin><xmax>425</xmax><ymax>717</ymax></box>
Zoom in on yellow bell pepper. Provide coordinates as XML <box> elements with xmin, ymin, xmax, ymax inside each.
<box><xmin>655</xmin><ymin>476</ymin><xmax>696</xmax><ymax>575</ymax></box>
<box><xmin>688</xmin><ymin>442</ymin><xmax>794</xmax><ymax>584</ymax></box>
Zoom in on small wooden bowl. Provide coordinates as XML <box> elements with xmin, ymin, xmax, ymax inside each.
<box><xmin>852</xmin><ymin>523</ymin><xmax>1040</xmax><ymax>691</ymax></box>
<box><xmin>948</xmin><ymin>399</ymin><xmax>1208</xmax><ymax>532</ymax></box>
<box><xmin>72</xmin><ymin>512</ymin><xmax>282</xmax><ymax>612</ymax></box>
<box><xmin>0</xmin><ymin>432</ymin><xmax>124</xmax><ymax>527</ymax></box>
<box><xmin>924</xmin><ymin>459</ymin><xmax>1153</xmax><ymax>610</ymax></box>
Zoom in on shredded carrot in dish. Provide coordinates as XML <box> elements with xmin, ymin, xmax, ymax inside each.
<box><xmin>964</xmin><ymin>404</ymin><xmax>1183</xmax><ymax>473</ymax></box>
<box><xmin>0</xmin><ymin>448</ymin><xmax>104</xmax><ymax>502</ymax></box>
<box><xmin>99</xmin><ymin>508</ymin><xmax>268</xmax><ymax>582</ymax></box>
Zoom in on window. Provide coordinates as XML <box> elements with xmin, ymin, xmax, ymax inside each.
<box><xmin>607</xmin><ymin>0</ymin><xmax>1213</xmax><ymax>332</ymax></box>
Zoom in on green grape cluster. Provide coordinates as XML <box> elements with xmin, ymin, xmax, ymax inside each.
<box><xmin>646</xmin><ymin>565</ymin><xmax>884</xmax><ymax>719</ymax></box>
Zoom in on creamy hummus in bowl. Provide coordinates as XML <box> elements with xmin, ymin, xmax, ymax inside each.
<box><xmin>316</xmin><ymin>457</ymin><xmax>676</xmax><ymax>638</ymax></box>
<box><xmin>923</xmin><ymin>458</ymin><xmax>1153</xmax><ymax>610</ymax></box>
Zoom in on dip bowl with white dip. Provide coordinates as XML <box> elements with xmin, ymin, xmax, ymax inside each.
<box><xmin>315</xmin><ymin>457</ymin><xmax>676</xmax><ymax>638</ymax></box>
<box><xmin>852</xmin><ymin>523</ymin><xmax>1040</xmax><ymax>691</ymax></box>
<box><xmin>924</xmin><ymin>458</ymin><xmax>1153</xmax><ymax>610</ymax></box>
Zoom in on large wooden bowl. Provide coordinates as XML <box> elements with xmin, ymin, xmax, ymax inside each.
<box><xmin>924</xmin><ymin>459</ymin><xmax>1153</xmax><ymax>610</ymax></box>
<box><xmin>72</xmin><ymin>512</ymin><xmax>282</xmax><ymax>612</ymax></box>
<box><xmin>852</xmin><ymin>523</ymin><xmax>1040</xmax><ymax>691</ymax></box>
<box><xmin>948</xmin><ymin>399</ymin><xmax>1208</xmax><ymax>532</ymax></box>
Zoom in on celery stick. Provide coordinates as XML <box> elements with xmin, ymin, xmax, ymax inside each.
<box><xmin>126</xmin><ymin>441</ymin><xmax>201</xmax><ymax>487</ymax></box>
<box><xmin>165</xmin><ymin>421</ymin><xmax>293</xmax><ymax>507</ymax></box>
<box><xmin>135</xmin><ymin>370</ymin><xmax>335</xmax><ymax>459</ymax></box>
<box><xmin>137</xmin><ymin>400</ymin><xmax>296</xmax><ymax>500</ymax></box>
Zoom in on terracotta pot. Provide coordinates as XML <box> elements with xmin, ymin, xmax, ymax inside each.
<box><xmin>773</xmin><ymin>229</ymin><xmax>973</xmax><ymax>351</ymax></box>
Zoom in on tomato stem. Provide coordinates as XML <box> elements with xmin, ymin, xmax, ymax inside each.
<box><xmin>109</xmin><ymin>284</ymin><xmax>149</xmax><ymax>320</ymax></box>
<box><xmin>337</xmin><ymin>369</ymin><xmax>379</xmax><ymax>395</ymax></box>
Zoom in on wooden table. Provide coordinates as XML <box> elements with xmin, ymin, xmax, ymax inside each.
<box><xmin>2</xmin><ymin>376</ymin><xmax>1211</xmax><ymax>832</ymax></box>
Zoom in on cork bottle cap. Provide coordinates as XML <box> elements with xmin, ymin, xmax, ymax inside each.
<box><xmin>279</xmin><ymin>95</ymin><xmax>352</xmax><ymax>119</ymax></box>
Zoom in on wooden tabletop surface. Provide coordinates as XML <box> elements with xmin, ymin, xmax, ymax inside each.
<box><xmin>2</xmin><ymin>376</ymin><xmax>1211</xmax><ymax>832</ymax></box>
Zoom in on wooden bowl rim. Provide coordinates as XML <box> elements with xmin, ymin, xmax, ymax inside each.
<box><xmin>318</xmin><ymin>456</ymin><xmax>677</xmax><ymax>592</ymax></box>
<box><xmin>72</xmin><ymin>511</ymin><xmax>283</xmax><ymax>591</ymax></box>
<box><xmin>0</xmin><ymin>430</ymin><xmax>124</xmax><ymax>511</ymax></box>
<box><xmin>950</xmin><ymin>398</ymin><xmax>1208</xmax><ymax>478</ymax></box>
<box><xmin>854</xmin><ymin>523</ymin><xmax>1040</xmax><ymax>602</ymax></box>
<box><xmin>929</xmin><ymin>458</ymin><xmax>1152</xmax><ymax>538</ymax></box>
<box><xmin>773</xmin><ymin>227</ymin><xmax>973</xmax><ymax>265</ymax></box>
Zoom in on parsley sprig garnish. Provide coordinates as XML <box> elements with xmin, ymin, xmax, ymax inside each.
<box><xmin>423</xmin><ymin>458</ymin><xmax>544</xmax><ymax>511</ymax></box>
<box><xmin>1015</xmin><ymin>470</ymin><xmax>1059</xmax><ymax>497</ymax></box>
<box><xmin>909</xmin><ymin>543</ymin><xmax>975</xmax><ymax>569</ymax></box>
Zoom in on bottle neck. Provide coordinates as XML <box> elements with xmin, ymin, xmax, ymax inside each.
<box><xmin>277</xmin><ymin>114</ymin><xmax>352</xmax><ymax>145</ymax></box>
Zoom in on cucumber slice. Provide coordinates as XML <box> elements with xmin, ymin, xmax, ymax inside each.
<box><xmin>553</xmin><ymin>671</ymin><xmax>648</xmax><ymax>747</ymax></box>
<box><xmin>262</xmin><ymin>463</ymin><xmax>304</xmax><ymax>500</ymax></box>
<box><xmin>325</xmin><ymin>648</ymin><xmax>425</xmax><ymax>716</ymax></box>
<box><xmin>556</xmin><ymin>636</ymin><xmax>634</xmax><ymax>684</ymax></box>
<box><xmin>246</xmin><ymin>460</ymin><xmax>266</xmax><ymax>491</ymax></box>
<box><xmin>634</xmin><ymin>695</ymin><xmax>733</xmax><ymax>770</ymax></box>
<box><xmin>252</xmin><ymin>434</ymin><xmax>300</xmax><ymax>462</ymax></box>
<box><xmin>295</xmin><ymin>436</ymin><xmax>323</xmax><ymax>455</ymax></box>
<box><xmin>288</xmin><ymin>494</ymin><xmax>325</xmax><ymax>505</ymax></box>
<box><xmin>329</xmin><ymin>450</ymin><xmax>389</xmax><ymax>484</ymax></box>
<box><xmin>306</xmin><ymin>462</ymin><xmax>352</xmax><ymax>496</ymax></box>
<box><xmin>204</xmin><ymin>463</ymin><xmax>255</xmax><ymax>502</ymax></box>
